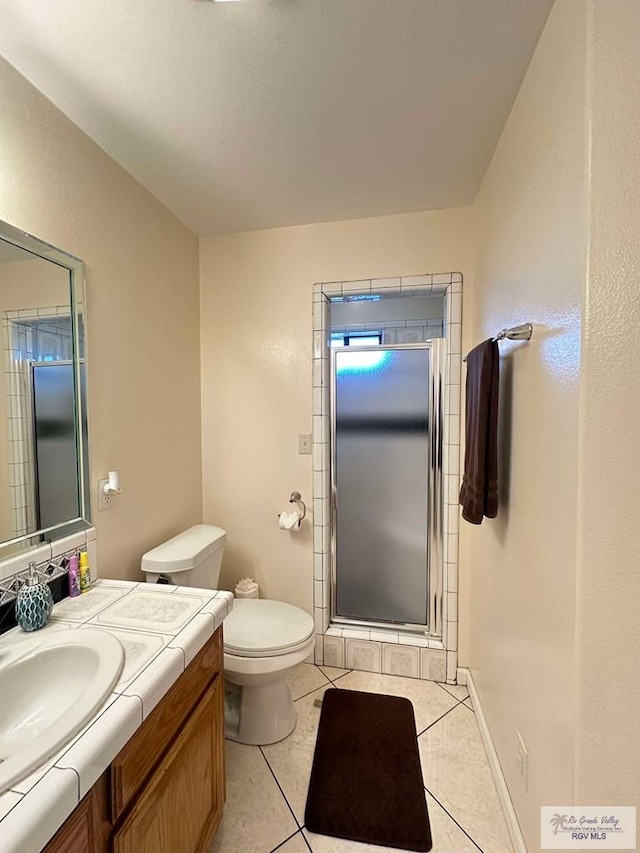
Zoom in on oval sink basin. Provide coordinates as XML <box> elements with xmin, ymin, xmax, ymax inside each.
<box><xmin>0</xmin><ymin>629</ymin><xmax>124</xmax><ymax>794</ymax></box>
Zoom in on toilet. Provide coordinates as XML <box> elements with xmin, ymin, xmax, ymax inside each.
<box><xmin>141</xmin><ymin>524</ymin><xmax>315</xmax><ymax>745</ymax></box>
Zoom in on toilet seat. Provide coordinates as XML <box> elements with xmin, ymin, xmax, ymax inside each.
<box><xmin>223</xmin><ymin>599</ymin><xmax>314</xmax><ymax>658</ymax></box>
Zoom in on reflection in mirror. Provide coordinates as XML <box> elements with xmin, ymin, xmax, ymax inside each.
<box><xmin>0</xmin><ymin>225</ymin><xmax>89</xmax><ymax>556</ymax></box>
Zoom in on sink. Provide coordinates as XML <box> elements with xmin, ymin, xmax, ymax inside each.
<box><xmin>0</xmin><ymin>629</ymin><xmax>124</xmax><ymax>794</ymax></box>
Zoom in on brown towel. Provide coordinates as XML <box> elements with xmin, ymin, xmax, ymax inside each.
<box><xmin>459</xmin><ymin>339</ymin><xmax>499</xmax><ymax>524</ymax></box>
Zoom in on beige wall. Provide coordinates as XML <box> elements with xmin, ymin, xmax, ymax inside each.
<box><xmin>0</xmin><ymin>257</ymin><xmax>69</xmax><ymax>310</ymax></box>
<box><xmin>0</xmin><ymin>56</ymin><xmax>202</xmax><ymax>578</ymax></box>
<box><xmin>575</xmin><ymin>0</ymin><xmax>640</xmax><ymax>810</ymax></box>
<box><xmin>470</xmin><ymin>1</ymin><xmax>586</xmax><ymax>848</ymax></box>
<box><xmin>200</xmin><ymin>208</ymin><xmax>475</xmax><ymax>661</ymax></box>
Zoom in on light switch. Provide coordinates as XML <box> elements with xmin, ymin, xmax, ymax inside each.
<box><xmin>298</xmin><ymin>433</ymin><xmax>312</xmax><ymax>455</ymax></box>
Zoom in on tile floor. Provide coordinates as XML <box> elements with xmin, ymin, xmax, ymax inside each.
<box><xmin>208</xmin><ymin>664</ymin><xmax>514</xmax><ymax>853</ymax></box>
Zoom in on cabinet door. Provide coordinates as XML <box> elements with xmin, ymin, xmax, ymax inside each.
<box><xmin>111</xmin><ymin>628</ymin><xmax>223</xmax><ymax>822</ymax></box>
<box><xmin>43</xmin><ymin>773</ymin><xmax>110</xmax><ymax>853</ymax></box>
<box><xmin>112</xmin><ymin>675</ymin><xmax>225</xmax><ymax>853</ymax></box>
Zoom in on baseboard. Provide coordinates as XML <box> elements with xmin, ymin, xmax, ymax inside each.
<box><xmin>466</xmin><ymin>670</ymin><xmax>528</xmax><ymax>853</ymax></box>
<box><xmin>456</xmin><ymin>666</ymin><xmax>467</xmax><ymax>685</ymax></box>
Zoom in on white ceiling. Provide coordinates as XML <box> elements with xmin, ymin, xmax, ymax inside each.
<box><xmin>0</xmin><ymin>0</ymin><xmax>552</xmax><ymax>236</ymax></box>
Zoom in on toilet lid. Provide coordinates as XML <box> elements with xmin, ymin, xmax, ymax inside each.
<box><xmin>224</xmin><ymin>599</ymin><xmax>314</xmax><ymax>657</ymax></box>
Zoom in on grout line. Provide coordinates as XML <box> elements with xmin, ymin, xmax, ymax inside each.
<box><xmin>293</xmin><ymin>663</ymin><xmax>333</xmax><ymax>702</ymax></box>
<box><xmin>116</xmin><ymin>644</ymin><xmax>185</xmax><ymax>701</ymax></box>
<box><xmin>424</xmin><ymin>787</ymin><xmax>486</xmax><ymax>853</ymax></box>
<box><xmin>68</xmin><ymin>765</ymin><xmax>81</xmax><ymax>801</ymax></box>
<box><xmin>269</xmin><ymin>828</ymin><xmax>306</xmax><ymax>853</ymax></box>
<box><xmin>55</xmin><ymin>693</ymin><xmax>142</xmax><ymax>776</ymax></box>
<box><xmin>299</xmin><ymin>826</ymin><xmax>314</xmax><ymax>851</ymax></box>
<box><xmin>327</xmin><ymin>671</ymin><xmax>352</xmax><ymax>685</ymax></box>
<box><xmin>321</xmin><ymin>668</ymin><xmax>352</xmax><ymax>686</ymax></box>
<box><xmin>259</xmin><ymin>746</ymin><xmax>303</xmax><ymax>831</ymax></box>
<box><xmin>416</xmin><ymin>698</ymin><xmax>467</xmax><ymax>738</ymax></box>
<box><xmin>3</xmin><ymin>793</ymin><xmax>25</xmax><ymax>822</ymax></box>
<box><xmin>53</xmin><ymin>584</ymin><xmax>139</xmax><ymax>624</ymax></box>
<box><xmin>293</xmin><ymin>680</ymin><xmax>332</xmax><ymax>704</ymax></box>
<box><xmin>437</xmin><ymin>681</ymin><xmax>470</xmax><ymax>702</ymax></box>
<box><xmin>110</xmin><ymin>635</ymin><xmax>178</xmax><ymax>692</ymax></box>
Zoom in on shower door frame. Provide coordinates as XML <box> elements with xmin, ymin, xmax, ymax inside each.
<box><xmin>329</xmin><ymin>339</ymin><xmax>445</xmax><ymax>638</ymax></box>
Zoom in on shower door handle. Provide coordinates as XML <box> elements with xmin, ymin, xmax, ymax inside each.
<box><xmin>331</xmin><ymin>484</ymin><xmax>338</xmax><ymax>540</ymax></box>
<box><xmin>329</xmin><ymin>483</ymin><xmax>338</xmax><ymax>568</ymax></box>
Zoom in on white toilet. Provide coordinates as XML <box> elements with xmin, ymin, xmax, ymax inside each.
<box><xmin>141</xmin><ymin>524</ymin><xmax>315</xmax><ymax>745</ymax></box>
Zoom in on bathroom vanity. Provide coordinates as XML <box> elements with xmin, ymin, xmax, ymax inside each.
<box><xmin>0</xmin><ymin>580</ymin><xmax>233</xmax><ymax>853</ymax></box>
<box><xmin>45</xmin><ymin>628</ymin><xmax>223</xmax><ymax>852</ymax></box>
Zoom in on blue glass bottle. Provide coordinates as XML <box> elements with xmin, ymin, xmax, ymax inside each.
<box><xmin>16</xmin><ymin>562</ymin><xmax>54</xmax><ymax>632</ymax></box>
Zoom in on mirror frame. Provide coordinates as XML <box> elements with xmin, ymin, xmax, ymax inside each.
<box><xmin>0</xmin><ymin>219</ymin><xmax>91</xmax><ymax>554</ymax></box>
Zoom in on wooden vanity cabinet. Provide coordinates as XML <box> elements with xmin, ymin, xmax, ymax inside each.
<box><xmin>41</xmin><ymin>775</ymin><xmax>110</xmax><ymax>853</ymax></box>
<box><xmin>44</xmin><ymin>628</ymin><xmax>225</xmax><ymax>853</ymax></box>
<box><xmin>112</xmin><ymin>676</ymin><xmax>223</xmax><ymax>853</ymax></box>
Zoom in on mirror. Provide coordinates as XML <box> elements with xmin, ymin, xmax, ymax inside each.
<box><xmin>0</xmin><ymin>220</ymin><xmax>89</xmax><ymax>555</ymax></box>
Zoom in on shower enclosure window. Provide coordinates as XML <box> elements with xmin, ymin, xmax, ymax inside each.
<box><xmin>331</xmin><ymin>341</ymin><xmax>443</xmax><ymax>635</ymax></box>
<box><xmin>330</xmin><ymin>332</ymin><xmax>382</xmax><ymax>348</ymax></box>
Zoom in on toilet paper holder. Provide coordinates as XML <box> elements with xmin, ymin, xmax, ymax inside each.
<box><xmin>276</xmin><ymin>491</ymin><xmax>307</xmax><ymax>526</ymax></box>
<box><xmin>289</xmin><ymin>491</ymin><xmax>307</xmax><ymax>522</ymax></box>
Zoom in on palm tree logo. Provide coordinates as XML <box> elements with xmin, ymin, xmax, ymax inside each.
<box><xmin>550</xmin><ymin>814</ymin><xmax>569</xmax><ymax>835</ymax></box>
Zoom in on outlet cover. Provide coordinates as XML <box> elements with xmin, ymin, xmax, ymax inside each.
<box><xmin>97</xmin><ymin>479</ymin><xmax>113</xmax><ymax>512</ymax></box>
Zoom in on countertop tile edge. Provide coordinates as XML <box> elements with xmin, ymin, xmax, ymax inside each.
<box><xmin>55</xmin><ymin>694</ymin><xmax>144</xmax><ymax>799</ymax></box>
<box><xmin>0</xmin><ymin>767</ymin><xmax>78</xmax><ymax>853</ymax></box>
<box><xmin>121</xmin><ymin>646</ymin><xmax>185</xmax><ymax>719</ymax></box>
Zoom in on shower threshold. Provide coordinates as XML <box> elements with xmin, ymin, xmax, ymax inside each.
<box><xmin>326</xmin><ymin>621</ymin><xmax>444</xmax><ymax>651</ymax></box>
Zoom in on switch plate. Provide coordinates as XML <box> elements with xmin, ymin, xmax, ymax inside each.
<box><xmin>298</xmin><ymin>433</ymin><xmax>312</xmax><ymax>455</ymax></box>
<box><xmin>97</xmin><ymin>479</ymin><xmax>113</xmax><ymax>511</ymax></box>
<box><xmin>516</xmin><ymin>729</ymin><xmax>528</xmax><ymax>791</ymax></box>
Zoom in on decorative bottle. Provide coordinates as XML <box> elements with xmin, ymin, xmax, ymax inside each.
<box><xmin>79</xmin><ymin>550</ymin><xmax>91</xmax><ymax>591</ymax></box>
<box><xmin>16</xmin><ymin>562</ymin><xmax>54</xmax><ymax>632</ymax></box>
<box><xmin>68</xmin><ymin>553</ymin><xmax>81</xmax><ymax>597</ymax></box>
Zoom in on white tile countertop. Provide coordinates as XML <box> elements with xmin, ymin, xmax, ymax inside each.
<box><xmin>0</xmin><ymin>579</ymin><xmax>233</xmax><ymax>853</ymax></box>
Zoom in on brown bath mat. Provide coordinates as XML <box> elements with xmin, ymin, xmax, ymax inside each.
<box><xmin>304</xmin><ymin>689</ymin><xmax>432</xmax><ymax>851</ymax></box>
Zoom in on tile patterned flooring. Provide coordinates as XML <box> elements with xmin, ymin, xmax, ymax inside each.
<box><xmin>209</xmin><ymin>664</ymin><xmax>514</xmax><ymax>853</ymax></box>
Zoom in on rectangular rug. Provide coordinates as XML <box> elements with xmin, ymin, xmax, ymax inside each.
<box><xmin>304</xmin><ymin>688</ymin><xmax>432</xmax><ymax>851</ymax></box>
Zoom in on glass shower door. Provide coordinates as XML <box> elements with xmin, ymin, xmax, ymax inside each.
<box><xmin>31</xmin><ymin>362</ymin><xmax>83</xmax><ymax>530</ymax></box>
<box><xmin>331</xmin><ymin>343</ymin><xmax>442</xmax><ymax>630</ymax></box>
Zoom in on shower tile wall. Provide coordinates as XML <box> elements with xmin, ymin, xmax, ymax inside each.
<box><xmin>312</xmin><ymin>273</ymin><xmax>462</xmax><ymax>685</ymax></box>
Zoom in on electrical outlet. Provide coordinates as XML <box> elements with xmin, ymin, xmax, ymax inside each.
<box><xmin>516</xmin><ymin>729</ymin><xmax>529</xmax><ymax>791</ymax></box>
<box><xmin>298</xmin><ymin>433</ymin><xmax>312</xmax><ymax>455</ymax></box>
<box><xmin>97</xmin><ymin>479</ymin><xmax>113</xmax><ymax>511</ymax></box>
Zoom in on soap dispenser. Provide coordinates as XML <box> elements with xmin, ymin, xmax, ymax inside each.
<box><xmin>16</xmin><ymin>562</ymin><xmax>54</xmax><ymax>632</ymax></box>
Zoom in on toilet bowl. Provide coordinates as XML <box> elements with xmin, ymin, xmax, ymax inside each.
<box><xmin>223</xmin><ymin>599</ymin><xmax>314</xmax><ymax>744</ymax></box>
<box><xmin>141</xmin><ymin>525</ymin><xmax>314</xmax><ymax>745</ymax></box>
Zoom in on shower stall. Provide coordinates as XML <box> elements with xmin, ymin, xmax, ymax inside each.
<box><xmin>330</xmin><ymin>340</ymin><xmax>444</xmax><ymax>637</ymax></box>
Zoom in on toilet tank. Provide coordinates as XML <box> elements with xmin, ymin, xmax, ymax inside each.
<box><xmin>141</xmin><ymin>524</ymin><xmax>227</xmax><ymax>588</ymax></box>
